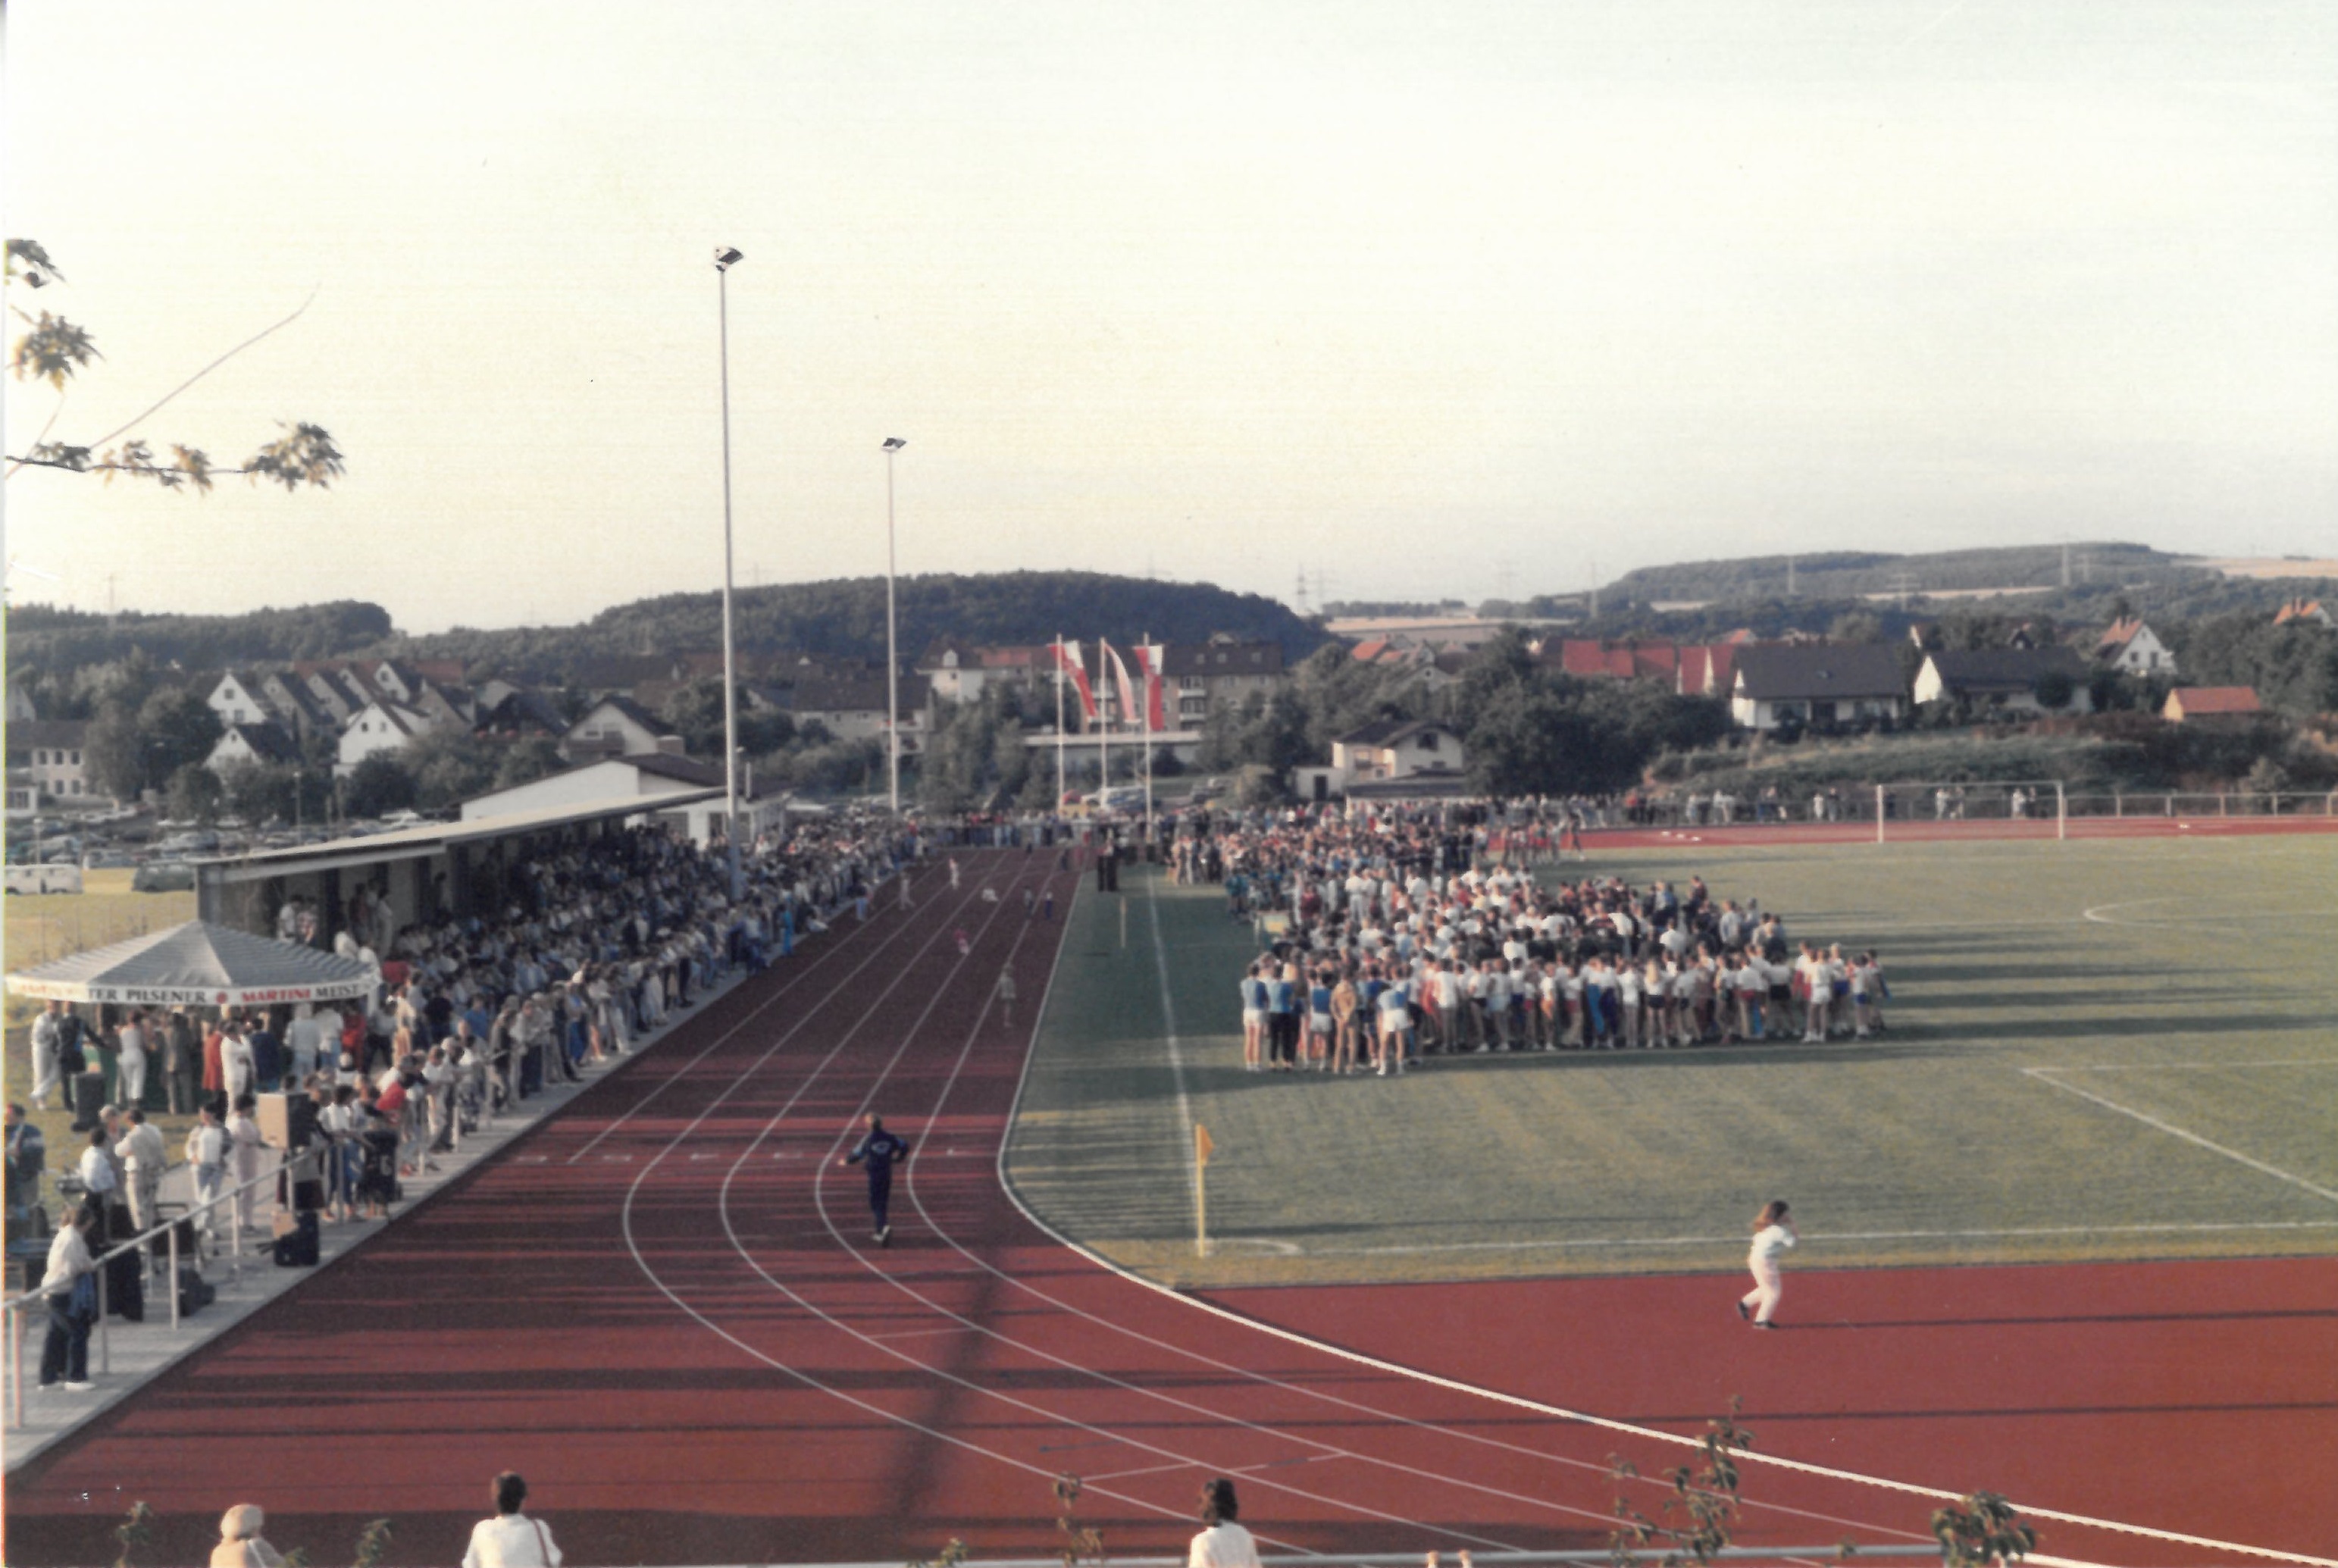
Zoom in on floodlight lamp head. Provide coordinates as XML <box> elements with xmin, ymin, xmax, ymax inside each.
<box><xmin>714</xmin><ymin>246</ymin><xmax>743</xmax><ymax>271</ymax></box>
<box><xmin>883</xmin><ymin>437</ymin><xmax>907</xmax><ymax>452</ymax></box>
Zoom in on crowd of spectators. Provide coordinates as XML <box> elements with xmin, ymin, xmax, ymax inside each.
<box><xmin>1173</xmin><ymin>801</ymin><xmax>1887</xmax><ymax>1075</ymax></box>
<box><xmin>22</xmin><ymin>811</ymin><xmax>927</xmax><ymax>1390</ymax></box>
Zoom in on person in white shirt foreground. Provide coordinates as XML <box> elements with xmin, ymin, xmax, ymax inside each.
<box><xmin>464</xmin><ymin>1471</ymin><xmax>562</xmax><ymax>1567</ymax></box>
<box><xmin>1189</xmin><ymin>1477</ymin><xmax>1261</xmax><ymax>1568</ymax></box>
<box><xmin>1738</xmin><ymin>1199</ymin><xmax>1798</xmax><ymax>1329</ymax></box>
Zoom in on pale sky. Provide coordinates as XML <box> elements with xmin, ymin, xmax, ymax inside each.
<box><xmin>5</xmin><ymin>1</ymin><xmax>2336</xmax><ymax>634</ymax></box>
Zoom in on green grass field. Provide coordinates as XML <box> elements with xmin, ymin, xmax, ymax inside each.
<box><xmin>1003</xmin><ymin>835</ymin><xmax>2338</xmax><ymax>1288</ymax></box>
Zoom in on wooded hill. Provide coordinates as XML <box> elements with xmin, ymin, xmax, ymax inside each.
<box><xmin>402</xmin><ymin>572</ymin><xmax>1327</xmax><ymax>684</ymax></box>
<box><xmin>5</xmin><ymin>572</ymin><xmax>1328</xmax><ymax>690</ymax></box>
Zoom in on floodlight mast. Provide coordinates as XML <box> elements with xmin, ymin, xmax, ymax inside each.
<box><xmin>715</xmin><ymin>245</ymin><xmax>743</xmax><ymax>897</ymax></box>
<box><xmin>882</xmin><ymin>437</ymin><xmax>907</xmax><ymax>816</ymax></box>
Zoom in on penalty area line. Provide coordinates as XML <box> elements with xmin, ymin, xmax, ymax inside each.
<box><xmin>2023</xmin><ymin>1067</ymin><xmax>2338</xmax><ymax>1205</ymax></box>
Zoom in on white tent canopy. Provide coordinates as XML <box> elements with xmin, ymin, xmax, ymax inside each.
<box><xmin>5</xmin><ymin>921</ymin><xmax>379</xmax><ymax>1008</ymax></box>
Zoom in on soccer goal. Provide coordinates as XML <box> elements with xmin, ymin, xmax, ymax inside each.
<box><xmin>1871</xmin><ymin>779</ymin><xmax>2067</xmax><ymax>841</ymax></box>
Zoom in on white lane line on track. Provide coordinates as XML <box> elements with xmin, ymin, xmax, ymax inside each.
<box><xmin>1300</xmin><ymin>1218</ymin><xmax>2338</xmax><ymax>1258</ymax></box>
<box><xmin>793</xmin><ymin>875</ymin><xmax>1899</xmax><ymax>1551</ymax></box>
<box><xmin>617</xmin><ymin>861</ymin><xmax>1241</xmax><ymax>1546</ymax></box>
<box><xmin>2023</xmin><ymin>1067</ymin><xmax>2338</xmax><ymax>1206</ymax></box>
<box><xmin>728</xmin><ymin>878</ymin><xmax>1524</xmax><ymax>1554</ymax></box>
<box><xmin>797</xmin><ymin>872</ymin><xmax>1936</xmax><ymax>1551</ymax></box>
<box><xmin>779</xmin><ymin>912</ymin><xmax>1555</xmax><ymax>1551</ymax></box>
<box><xmin>972</xmin><ymin>877</ymin><xmax>2330</xmax><ymax>1568</ymax></box>
<box><xmin>562</xmin><ymin>883</ymin><xmax>906</xmax><ymax>1164</ymax></box>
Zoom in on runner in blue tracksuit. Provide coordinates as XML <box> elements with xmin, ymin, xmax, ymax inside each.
<box><xmin>840</xmin><ymin>1113</ymin><xmax>913</xmax><ymax>1245</ymax></box>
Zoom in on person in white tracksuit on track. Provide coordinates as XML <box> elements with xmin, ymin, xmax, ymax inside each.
<box><xmin>1738</xmin><ymin>1198</ymin><xmax>1798</xmax><ymax>1329</ymax></box>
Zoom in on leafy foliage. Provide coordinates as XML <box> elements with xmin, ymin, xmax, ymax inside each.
<box><xmin>4</xmin><ymin>238</ymin><xmax>342</xmax><ymax>490</ymax></box>
<box><xmin>1051</xmin><ymin>1473</ymin><xmax>1106</xmax><ymax>1568</ymax></box>
<box><xmin>343</xmin><ymin>754</ymin><xmax>418</xmax><ymax>817</ymax></box>
<box><xmin>111</xmin><ymin>1500</ymin><xmax>154</xmax><ymax>1568</ymax></box>
<box><xmin>1608</xmin><ymin>1403</ymin><xmax>1755</xmax><ymax>1568</ymax></box>
<box><xmin>1931</xmin><ymin>1492</ymin><xmax>2035</xmax><ymax>1568</ymax></box>
<box><xmin>164</xmin><ymin>762</ymin><xmax>224</xmax><ymax>825</ymax></box>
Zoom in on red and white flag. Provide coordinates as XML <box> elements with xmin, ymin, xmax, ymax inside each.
<box><xmin>1053</xmin><ymin>638</ymin><xmax>1097</xmax><ymax>721</ymax></box>
<box><xmin>1136</xmin><ymin>643</ymin><xmax>1167</xmax><ymax>731</ymax></box>
<box><xmin>1103</xmin><ymin>641</ymin><xmax>1138</xmax><ymax>731</ymax></box>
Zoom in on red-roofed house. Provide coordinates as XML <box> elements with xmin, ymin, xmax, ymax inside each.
<box><xmin>2096</xmin><ymin>618</ymin><xmax>2177</xmax><ymax>677</ymax></box>
<box><xmin>2274</xmin><ymin>598</ymin><xmax>2333</xmax><ymax>628</ymax></box>
<box><xmin>2161</xmin><ymin>687</ymin><xmax>2263</xmax><ymax>723</ymax></box>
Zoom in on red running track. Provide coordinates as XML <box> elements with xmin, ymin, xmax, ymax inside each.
<box><xmin>5</xmin><ymin>850</ymin><xmax>2333</xmax><ymax>1566</ymax></box>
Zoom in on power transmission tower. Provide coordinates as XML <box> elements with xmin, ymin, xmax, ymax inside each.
<box><xmin>1294</xmin><ymin>567</ymin><xmax>1310</xmax><ymax>615</ymax></box>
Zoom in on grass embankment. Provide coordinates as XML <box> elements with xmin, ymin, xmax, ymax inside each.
<box><xmin>1007</xmin><ymin>841</ymin><xmax>2338</xmax><ymax>1289</ymax></box>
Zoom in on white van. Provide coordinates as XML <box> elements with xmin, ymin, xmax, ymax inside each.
<box><xmin>4</xmin><ymin>864</ymin><xmax>85</xmax><ymax>895</ymax></box>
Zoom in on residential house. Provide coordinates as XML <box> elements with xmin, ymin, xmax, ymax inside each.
<box><xmin>302</xmin><ymin>666</ymin><xmax>376</xmax><ymax>726</ymax></box>
<box><xmin>477</xmin><ymin>685</ymin><xmax>569</xmax><ymax>737</ymax></box>
<box><xmin>336</xmin><ymin>699</ymin><xmax>435</xmax><ymax>775</ymax></box>
<box><xmin>257</xmin><ymin>671</ymin><xmax>332</xmax><ymax>740</ymax></box>
<box><xmin>1158</xmin><ymin>637</ymin><xmax>1287</xmax><ymax>729</ymax></box>
<box><xmin>8</xmin><ymin>719</ymin><xmax>96</xmax><ymax>805</ymax></box>
<box><xmin>1911</xmin><ymin>647</ymin><xmax>2093</xmax><ymax>715</ymax></box>
<box><xmin>204</xmin><ymin>670</ymin><xmax>274</xmax><ymax>727</ymax></box>
<box><xmin>409</xmin><ymin>679</ymin><xmax>477</xmax><ymax>730</ymax></box>
<box><xmin>207</xmin><ymin>721</ymin><xmax>304</xmax><ymax>772</ymax></box>
<box><xmin>787</xmin><ymin>676</ymin><xmax>932</xmax><ymax>753</ymax></box>
<box><xmin>6</xmin><ymin>684</ymin><xmax>37</xmax><ymax>723</ymax></box>
<box><xmin>2095</xmin><ymin>618</ymin><xmax>2178</xmax><ymax>678</ymax></box>
<box><xmin>2161</xmin><ymin>687</ymin><xmax>2263</xmax><ymax>724</ymax></box>
<box><xmin>561</xmin><ymin>695</ymin><xmax>678</xmax><ymax>761</ymax></box>
<box><xmin>916</xmin><ymin>640</ymin><xmax>1050</xmax><ymax>704</ymax></box>
<box><xmin>2274</xmin><ymin>598</ymin><xmax>2333</xmax><ymax>628</ymax></box>
<box><xmin>1293</xmin><ymin>720</ymin><xmax>1469</xmax><ymax>803</ymax></box>
<box><xmin>1729</xmin><ymin>645</ymin><xmax>1909</xmax><ymax>731</ymax></box>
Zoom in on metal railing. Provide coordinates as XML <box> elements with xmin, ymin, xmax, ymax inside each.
<box><xmin>0</xmin><ymin>1057</ymin><xmax>514</xmax><ymax>1427</ymax></box>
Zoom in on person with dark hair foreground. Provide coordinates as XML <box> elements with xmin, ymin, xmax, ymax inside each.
<box><xmin>1190</xmin><ymin>1477</ymin><xmax>1262</xmax><ymax>1568</ymax></box>
<box><xmin>464</xmin><ymin>1471</ymin><xmax>562</xmax><ymax>1566</ymax></box>
<box><xmin>842</xmin><ymin>1112</ymin><xmax>913</xmax><ymax>1245</ymax></box>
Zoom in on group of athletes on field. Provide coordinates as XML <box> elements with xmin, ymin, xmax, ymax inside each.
<box><xmin>1208</xmin><ymin>806</ymin><xmax>1888</xmax><ymax>1075</ymax></box>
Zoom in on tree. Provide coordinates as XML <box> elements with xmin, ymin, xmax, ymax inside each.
<box><xmin>493</xmin><ymin>735</ymin><xmax>567</xmax><ymax>790</ymax></box>
<box><xmin>6</xmin><ymin>239</ymin><xmax>344</xmax><ymax>491</ymax></box>
<box><xmin>399</xmin><ymin>729</ymin><xmax>496</xmax><ymax>811</ymax></box>
<box><xmin>134</xmin><ymin>688</ymin><xmax>223</xmax><ymax>790</ymax></box>
<box><xmin>217</xmin><ymin>759</ymin><xmax>296</xmax><ymax>825</ymax></box>
<box><xmin>343</xmin><ymin>754</ymin><xmax>417</xmax><ymax>818</ymax></box>
<box><xmin>83</xmin><ymin>702</ymin><xmax>146</xmax><ymax>800</ymax></box>
<box><xmin>164</xmin><ymin>764</ymin><xmax>223</xmax><ymax>825</ymax></box>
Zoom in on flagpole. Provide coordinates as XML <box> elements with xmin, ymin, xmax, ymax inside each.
<box><xmin>1141</xmin><ymin>637</ymin><xmax>1154</xmax><ymax>839</ymax></box>
<box><xmin>1097</xmin><ymin>639</ymin><xmax>1108</xmax><ymax>806</ymax></box>
<box><xmin>1055</xmin><ymin>634</ymin><xmax>1066</xmax><ymax>809</ymax></box>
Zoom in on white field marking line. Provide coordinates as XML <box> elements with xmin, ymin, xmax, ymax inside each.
<box><xmin>564</xmin><ymin>870</ymin><xmax>940</xmax><ymax>1165</ymax></box>
<box><xmin>800</xmin><ymin>900</ymin><xmax>1643</xmax><ymax>1548</ymax></box>
<box><xmin>750</xmin><ymin>898</ymin><xmax>1532</xmax><ymax>1556</ymax></box>
<box><xmin>865</xmin><ymin>871</ymin><xmax>1946</xmax><ymax>1552</ymax></box>
<box><xmin>615</xmin><ymin>864</ymin><xmax>1231</xmax><ymax>1547</ymax></box>
<box><xmin>2023</xmin><ymin>1068</ymin><xmax>2338</xmax><ymax>1206</ymax></box>
<box><xmin>2083</xmin><ymin>897</ymin><xmax>2338</xmax><ymax>927</ymax></box>
<box><xmin>1304</xmin><ymin>1219</ymin><xmax>2338</xmax><ymax>1259</ymax></box>
<box><xmin>985</xmin><ymin>894</ymin><xmax>2336</xmax><ymax>1568</ymax></box>
<box><xmin>1144</xmin><ymin>874</ymin><xmax>1201</xmax><ymax>1214</ymax></box>
<box><xmin>2045</xmin><ymin>1060</ymin><xmax>2338</xmax><ymax>1073</ymax></box>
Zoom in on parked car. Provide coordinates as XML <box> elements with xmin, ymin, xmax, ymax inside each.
<box><xmin>131</xmin><ymin>860</ymin><xmax>196</xmax><ymax>893</ymax></box>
